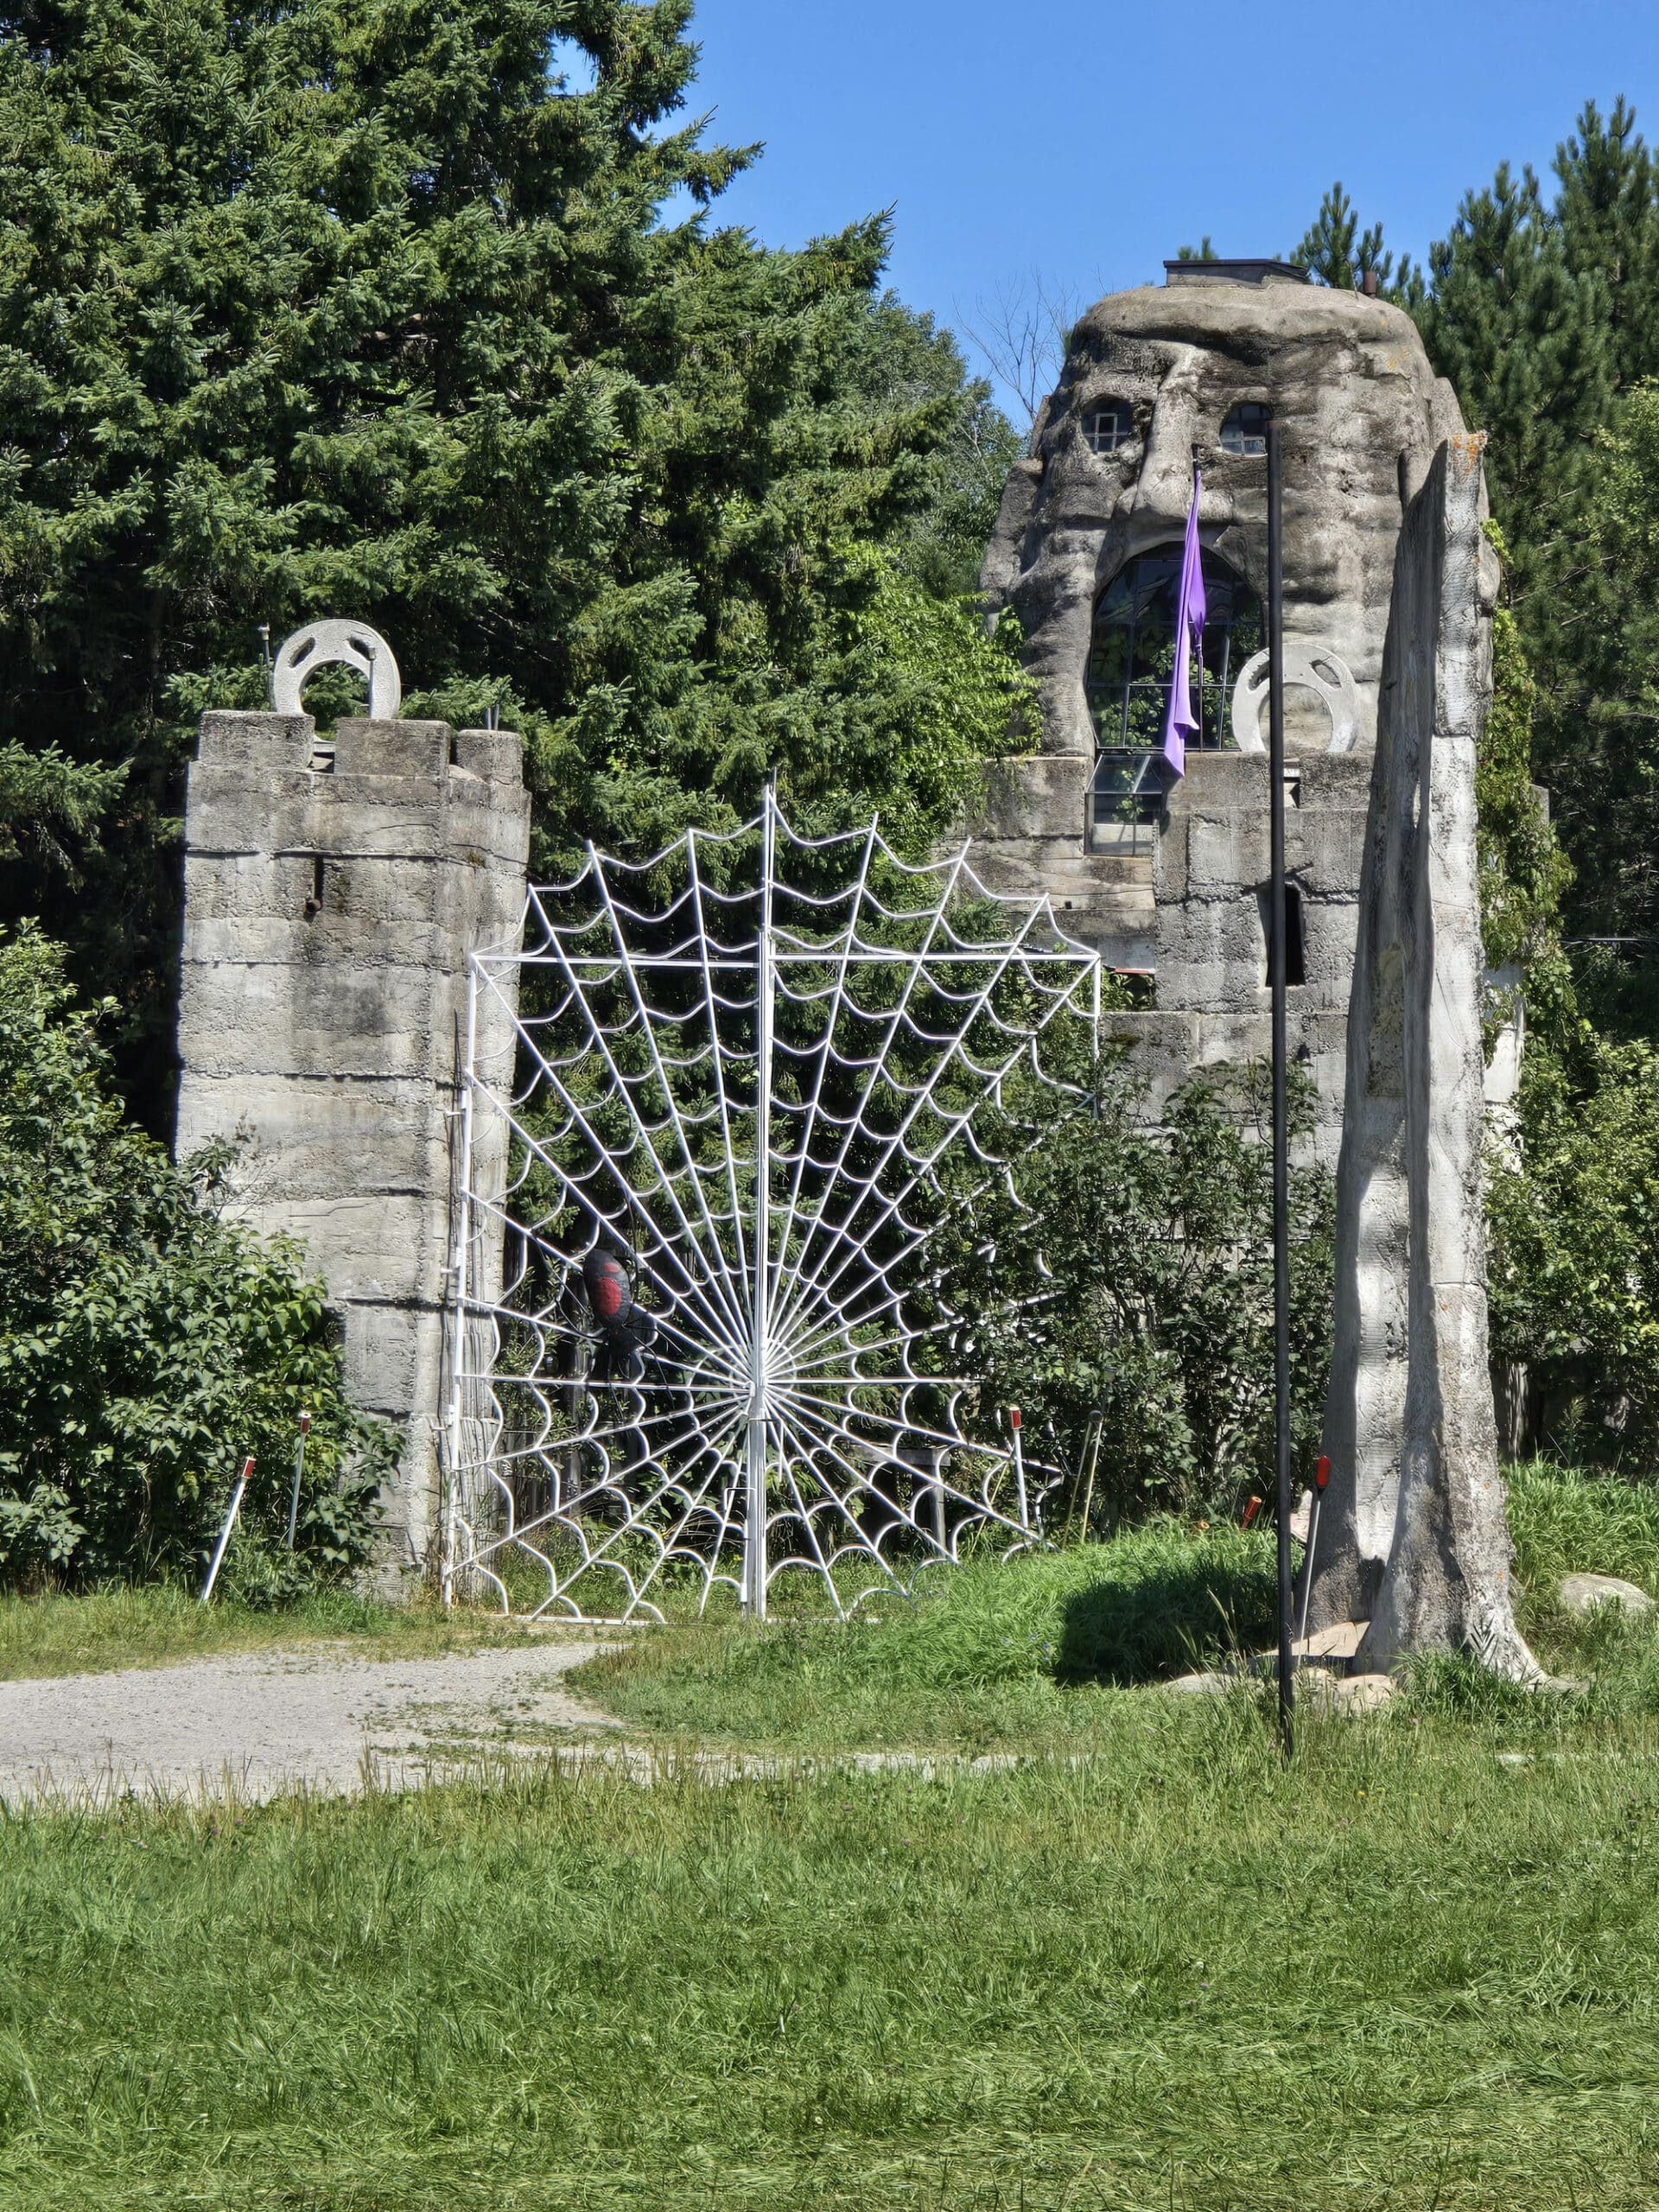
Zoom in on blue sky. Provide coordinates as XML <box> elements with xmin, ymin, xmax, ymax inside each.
<box><xmin>675</xmin><ymin>0</ymin><xmax>1659</xmax><ymax>416</ymax></box>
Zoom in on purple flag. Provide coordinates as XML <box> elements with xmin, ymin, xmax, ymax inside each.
<box><xmin>1160</xmin><ymin>471</ymin><xmax>1207</xmax><ymax>778</ymax></box>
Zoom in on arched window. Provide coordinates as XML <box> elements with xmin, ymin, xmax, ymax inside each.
<box><xmin>1219</xmin><ymin>402</ymin><xmax>1271</xmax><ymax>456</ymax></box>
<box><xmin>1086</xmin><ymin>543</ymin><xmax>1263</xmax><ymax>758</ymax></box>
<box><xmin>1084</xmin><ymin>398</ymin><xmax>1135</xmax><ymax>455</ymax></box>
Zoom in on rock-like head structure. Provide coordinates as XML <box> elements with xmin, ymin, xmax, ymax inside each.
<box><xmin>982</xmin><ymin>265</ymin><xmax>1470</xmax><ymax>769</ymax></box>
<box><xmin>972</xmin><ymin>265</ymin><xmax>1496</xmax><ymax>1141</ymax></box>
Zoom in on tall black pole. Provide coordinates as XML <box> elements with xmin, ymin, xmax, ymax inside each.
<box><xmin>1268</xmin><ymin>416</ymin><xmax>1294</xmax><ymax>1756</ymax></box>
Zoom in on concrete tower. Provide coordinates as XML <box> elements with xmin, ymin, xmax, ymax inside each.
<box><xmin>973</xmin><ymin>260</ymin><xmax>1494</xmax><ymax>1162</ymax></box>
<box><xmin>174</xmin><ymin>662</ymin><xmax>530</xmax><ymax>1562</ymax></box>
<box><xmin>976</xmin><ymin>262</ymin><xmax>1534</xmax><ymax>1669</ymax></box>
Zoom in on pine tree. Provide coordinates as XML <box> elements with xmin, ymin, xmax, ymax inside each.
<box><xmin>1291</xmin><ymin>182</ymin><xmax>1422</xmax><ymax>303</ymax></box>
<box><xmin>1417</xmin><ymin>104</ymin><xmax>1659</xmax><ymax>989</ymax></box>
<box><xmin>1553</xmin><ymin>98</ymin><xmax>1659</xmax><ymax>391</ymax></box>
<box><xmin>0</xmin><ymin>0</ymin><xmax>1022</xmax><ymax>1118</ymax></box>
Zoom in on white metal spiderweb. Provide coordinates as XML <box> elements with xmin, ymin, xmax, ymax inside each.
<box><xmin>441</xmin><ymin>794</ymin><xmax>1102</xmax><ymax>1621</ymax></box>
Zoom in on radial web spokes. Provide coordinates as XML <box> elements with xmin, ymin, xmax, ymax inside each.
<box><xmin>442</xmin><ymin>793</ymin><xmax>1102</xmax><ymax>1621</ymax></box>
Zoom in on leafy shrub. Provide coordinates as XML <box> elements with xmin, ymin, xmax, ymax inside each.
<box><xmin>0</xmin><ymin>925</ymin><xmax>392</xmax><ymax>1587</ymax></box>
<box><xmin>932</xmin><ymin>1054</ymin><xmax>1333</xmax><ymax>1526</ymax></box>
<box><xmin>1487</xmin><ymin>1034</ymin><xmax>1659</xmax><ymax>1457</ymax></box>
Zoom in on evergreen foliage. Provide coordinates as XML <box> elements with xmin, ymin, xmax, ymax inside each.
<box><xmin>0</xmin><ymin>924</ymin><xmax>391</xmax><ymax>1589</ymax></box>
<box><xmin>0</xmin><ymin>0</ymin><xmax>1025</xmax><ymax>1112</ymax></box>
<box><xmin>1476</xmin><ymin>575</ymin><xmax>1573</xmax><ymax>1039</ymax></box>
<box><xmin>1487</xmin><ymin>1031</ymin><xmax>1659</xmax><ymax>1458</ymax></box>
<box><xmin>1414</xmin><ymin>102</ymin><xmax>1659</xmax><ymax>968</ymax></box>
<box><xmin>1288</xmin><ymin>116</ymin><xmax>1659</xmax><ymax>1463</ymax></box>
<box><xmin>1290</xmin><ymin>181</ymin><xmax>1423</xmax><ymax>304</ymax></box>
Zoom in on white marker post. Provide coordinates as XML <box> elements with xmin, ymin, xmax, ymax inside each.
<box><xmin>1297</xmin><ymin>1453</ymin><xmax>1332</xmax><ymax>1650</ymax></box>
<box><xmin>285</xmin><ymin>1411</ymin><xmax>313</xmax><ymax>1550</ymax></box>
<box><xmin>200</xmin><ymin>1457</ymin><xmax>256</xmax><ymax>1603</ymax></box>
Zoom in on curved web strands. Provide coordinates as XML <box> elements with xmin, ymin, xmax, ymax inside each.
<box><xmin>441</xmin><ymin>792</ymin><xmax>1103</xmax><ymax>1623</ymax></box>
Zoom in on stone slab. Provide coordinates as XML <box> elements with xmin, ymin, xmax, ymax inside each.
<box><xmin>175</xmin><ymin>711</ymin><xmax>531</xmax><ymax>1565</ymax></box>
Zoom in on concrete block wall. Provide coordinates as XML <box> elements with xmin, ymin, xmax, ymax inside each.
<box><xmin>1097</xmin><ymin>748</ymin><xmax>1370</xmax><ymax>1160</ymax></box>
<box><xmin>964</xmin><ymin>753</ymin><xmax>1155</xmax><ymax>966</ymax></box>
<box><xmin>175</xmin><ymin>710</ymin><xmax>531</xmax><ymax>1561</ymax></box>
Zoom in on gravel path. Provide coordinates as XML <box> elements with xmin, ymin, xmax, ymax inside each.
<box><xmin>0</xmin><ymin>1638</ymin><xmax>620</xmax><ymax>1807</ymax></box>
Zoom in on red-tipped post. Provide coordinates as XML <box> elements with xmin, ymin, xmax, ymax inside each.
<box><xmin>201</xmin><ymin>1456</ymin><xmax>256</xmax><ymax>1603</ymax></box>
<box><xmin>1007</xmin><ymin>1408</ymin><xmax>1029</xmax><ymax>1529</ymax></box>
<box><xmin>1298</xmin><ymin>1455</ymin><xmax>1333</xmax><ymax>1648</ymax></box>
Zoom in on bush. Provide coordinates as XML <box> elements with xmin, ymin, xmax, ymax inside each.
<box><xmin>933</xmin><ymin>1055</ymin><xmax>1333</xmax><ymax>1526</ymax></box>
<box><xmin>1487</xmin><ymin>1032</ymin><xmax>1659</xmax><ymax>1458</ymax></box>
<box><xmin>0</xmin><ymin>925</ymin><xmax>392</xmax><ymax>1587</ymax></box>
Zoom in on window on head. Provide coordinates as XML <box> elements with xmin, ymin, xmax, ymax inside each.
<box><xmin>1083</xmin><ymin>399</ymin><xmax>1135</xmax><ymax>455</ymax></box>
<box><xmin>1087</xmin><ymin>543</ymin><xmax>1263</xmax><ymax>765</ymax></box>
<box><xmin>1219</xmin><ymin>402</ymin><xmax>1271</xmax><ymax>457</ymax></box>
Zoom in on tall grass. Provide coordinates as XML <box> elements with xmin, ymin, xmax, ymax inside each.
<box><xmin>580</xmin><ymin>1466</ymin><xmax>1659</xmax><ymax>1752</ymax></box>
<box><xmin>1508</xmin><ymin>1459</ymin><xmax>1659</xmax><ymax>1594</ymax></box>
<box><xmin>0</xmin><ymin>1581</ymin><xmax>554</xmax><ymax>1681</ymax></box>
<box><xmin>577</xmin><ymin>1521</ymin><xmax>1278</xmax><ymax>1751</ymax></box>
<box><xmin>3</xmin><ymin>1700</ymin><xmax>1659</xmax><ymax>2209</ymax></box>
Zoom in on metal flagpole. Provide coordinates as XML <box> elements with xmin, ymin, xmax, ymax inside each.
<box><xmin>744</xmin><ymin>787</ymin><xmax>777</xmax><ymax>1619</ymax></box>
<box><xmin>1267</xmin><ymin>415</ymin><xmax>1294</xmax><ymax>1755</ymax></box>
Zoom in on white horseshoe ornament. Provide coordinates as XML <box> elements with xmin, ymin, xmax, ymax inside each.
<box><xmin>270</xmin><ymin>620</ymin><xmax>402</xmax><ymax>721</ymax></box>
<box><xmin>1230</xmin><ymin>645</ymin><xmax>1358</xmax><ymax>755</ymax></box>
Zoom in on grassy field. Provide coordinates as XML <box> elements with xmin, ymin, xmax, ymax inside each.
<box><xmin>572</xmin><ymin>1518</ymin><xmax>1284</xmax><ymax>1753</ymax></box>
<box><xmin>3</xmin><ymin>1463</ymin><xmax>1659</xmax><ymax>2209</ymax></box>
<box><xmin>569</xmin><ymin>1462</ymin><xmax>1659</xmax><ymax>1751</ymax></box>
<box><xmin>0</xmin><ymin>1580</ymin><xmax>567</xmax><ymax>1682</ymax></box>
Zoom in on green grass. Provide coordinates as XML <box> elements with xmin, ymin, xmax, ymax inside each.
<box><xmin>0</xmin><ymin>1581</ymin><xmax>566</xmax><ymax>1681</ymax></box>
<box><xmin>1508</xmin><ymin>1457</ymin><xmax>1659</xmax><ymax>1594</ymax></box>
<box><xmin>5</xmin><ymin>1463</ymin><xmax>1659</xmax><ymax>2206</ymax></box>
<box><xmin>574</xmin><ymin>1520</ymin><xmax>1281</xmax><ymax>1752</ymax></box>
<box><xmin>5</xmin><ymin>1698</ymin><xmax>1659</xmax><ymax>2209</ymax></box>
<box><xmin>12</xmin><ymin>1458</ymin><xmax>1645</xmax><ymax>1700</ymax></box>
<box><xmin>570</xmin><ymin>1466</ymin><xmax>1659</xmax><ymax>1752</ymax></box>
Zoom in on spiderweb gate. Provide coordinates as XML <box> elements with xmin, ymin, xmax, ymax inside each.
<box><xmin>440</xmin><ymin>794</ymin><xmax>1102</xmax><ymax>1621</ymax></box>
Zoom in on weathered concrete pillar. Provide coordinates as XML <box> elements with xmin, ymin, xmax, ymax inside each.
<box><xmin>1306</xmin><ymin>436</ymin><xmax>1536</xmax><ymax>1678</ymax></box>
<box><xmin>174</xmin><ymin>708</ymin><xmax>531</xmax><ymax>1563</ymax></box>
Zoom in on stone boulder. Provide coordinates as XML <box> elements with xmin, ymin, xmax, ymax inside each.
<box><xmin>1559</xmin><ymin>1573</ymin><xmax>1654</xmax><ymax>1617</ymax></box>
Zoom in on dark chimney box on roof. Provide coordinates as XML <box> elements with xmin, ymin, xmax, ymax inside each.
<box><xmin>1163</xmin><ymin>258</ymin><xmax>1312</xmax><ymax>289</ymax></box>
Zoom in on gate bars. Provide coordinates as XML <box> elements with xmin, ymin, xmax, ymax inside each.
<box><xmin>440</xmin><ymin>793</ymin><xmax>1103</xmax><ymax>1623</ymax></box>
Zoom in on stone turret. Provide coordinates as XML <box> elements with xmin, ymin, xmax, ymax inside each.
<box><xmin>974</xmin><ymin>264</ymin><xmax>1496</xmax><ymax>1162</ymax></box>
<box><xmin>174</xmin><ymin>667</ymin><xmax>530</xmax><ymax>1563</ymax></box>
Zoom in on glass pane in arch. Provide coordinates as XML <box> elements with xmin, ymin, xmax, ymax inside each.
<box><xmin>1220</xmin><ymin>402</ymin><xmax>1271</xmax><ymax>456</ymax></box>
<box><xmin>1086</xmin><ymin>544</ymin><xmax>1263</xmax><ymax>753</ymax></box>
<box><xmin>1084</xmin><ymin>400</ymin><xmax>1134</xmax><ymax>454</ymax></box>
